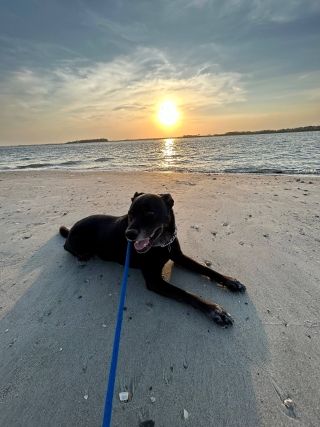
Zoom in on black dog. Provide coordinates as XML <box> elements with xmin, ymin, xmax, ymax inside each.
<box><xmin>59</xmin><ymin>192</ymin><xmax>245</xmax><ymax>326</ymax></box>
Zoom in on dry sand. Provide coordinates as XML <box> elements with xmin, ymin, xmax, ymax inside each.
<box><xmin>0</xmin><ymin>171</ymin><xmax>319</xmax><ymax>427</ymax></box>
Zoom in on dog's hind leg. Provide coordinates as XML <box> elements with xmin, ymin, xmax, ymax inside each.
<box><xmin>141</xmin><ymin>267</ymin><xmax>233</xmax><ymax>327</ymax></box>
<box><xmin>63</xmin><ymin>241</ymin><xmax>93</xmax><ymax>262</ymax></box>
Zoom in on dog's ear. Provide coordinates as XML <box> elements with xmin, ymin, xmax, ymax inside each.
<box><xmin>131</xmin><ymin>192</ymin><xmax>144</xmax><ymax>202</ymax></box>
<box><xmin>160</xmin><ymin>193</ymin><xmax>174</xmax><ymax>209</ymax></box>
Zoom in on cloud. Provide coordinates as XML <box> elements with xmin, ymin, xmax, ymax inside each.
<box><xmin>83</xmin><ymin>9</ymin><xmax>148</xmax><ymax>44</ymax></box>
<box><xmin>113</xmin><ymin>104</ymin><xmax>149</xmax><ymax>112</ymax></box>
<box><xmin>182</xmin><ymin>0</ymin><xmax>210</xmax><ymax>8</ymax></box>
<box><xmin>248</xmin><ymin>0</ymin><xmax>320</xmax><ymax>23</ymax></box>
<box><xmin>169</xmin><ymin>0</ymin><xmax>320</xmax><ymax>23</ymax></box>
<box><xmin>0</xmin><ymin>47</ymin><xmax>246</xmax><ymax>129</ymax></box>
<box><xmin>0</xmin><ymin>35</ymin><xmax>81</xmax><ymax>73</ymax></box>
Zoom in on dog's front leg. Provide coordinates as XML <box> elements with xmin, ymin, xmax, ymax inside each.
<box><xmin>170</xmin><ymin>241</ymin><xmax>246</xmax><ymax>293</ymax></box>
<box><xmin>141</xmin><ymin>267</ymin><xmax>233</xmax><ymax>327</ymax></box>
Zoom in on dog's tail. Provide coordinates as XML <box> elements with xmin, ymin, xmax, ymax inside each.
<box><xmin>59</xmin><ymin>226</ymin><xmax>69</xmax><ymax>238</ymax></box>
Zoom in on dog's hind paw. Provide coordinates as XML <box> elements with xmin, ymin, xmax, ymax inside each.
<box><xmin>207</xmin><ymin>305</ymin><xmax>234</xmax><ymax>327</ymax></box>
<box><xmin>223</xmin><ymin>277</ymin><xmax>246</xmax><ymax>293</ymax></box>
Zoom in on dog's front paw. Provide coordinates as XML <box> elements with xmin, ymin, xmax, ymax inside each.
<box><xmin>223</xmin><ymin>277</ymin><xmax>246</xmax><ymax>293</ymax></box>
<box><xmin>207</xmin><ymin>305</ymin><xmax>234</xmax><ymax>327</ymax></box>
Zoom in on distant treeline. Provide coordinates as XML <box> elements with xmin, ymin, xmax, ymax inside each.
<box><xmin>65</xmin><ymin>138</ymin><xmax>108</xmax><ymax>144</ymax></box>
<box><xmin>213</xmin><ymin>125</ymin><xmax>320</xmax><ymax>137</ymax></box>
<box><xmin>65</xmin><ymin>125</ymin><xmax>319</xmax><ymax>145</ymax></box>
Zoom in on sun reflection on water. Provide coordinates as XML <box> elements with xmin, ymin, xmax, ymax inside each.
<box><xmin>161</xmin><ymin>138</ymin><xmax>175</xmax><ymax>168</ymax></box>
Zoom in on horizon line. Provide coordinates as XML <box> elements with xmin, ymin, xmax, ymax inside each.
<box><xmin>1</xmin><ymin>124</ymin><xmax>319</xmax><ymax>148</ymax></box>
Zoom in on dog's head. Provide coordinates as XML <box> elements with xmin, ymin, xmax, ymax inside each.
<box><xmin>125</xmin><ymin>192</ymin><xmax>175</xmax><ymax>253</ymax></box>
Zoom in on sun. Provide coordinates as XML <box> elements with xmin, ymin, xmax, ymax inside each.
<box><xmin>157</xmin><ymin>101</ymin><xmax>180</xmax><ymax>127</ymax></box>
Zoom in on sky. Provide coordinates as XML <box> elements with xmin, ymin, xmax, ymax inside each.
<box><xmin>0</xmin><ymin>0</ymin><xmax>319</xmax><ymax>145</ymax></box>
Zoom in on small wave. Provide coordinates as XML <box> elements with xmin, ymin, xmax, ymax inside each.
<box><xmin>58</xmin><ymin>160</ymin><xmax>82</xmax><ymax>166</ymax></box>
<box><xmin>94</xmin><ymin>157</ymin><xmax>113</xmax><ymax>163</ymax></box>
<box><xmin>221</xmin><ymin>167</ymin><xmax>320</xmax><ymax>175</ymax></box>
<box><xmin>17</xmin><ymin>163</ymin><xmax>53</xmax><ymax>169</ymax></box>
<box><xmin>223</xmin><ymin>167</ymin><xmax>285</xmax><ymax>174</ymax></box>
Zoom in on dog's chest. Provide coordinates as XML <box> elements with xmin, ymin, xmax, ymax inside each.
<box><xmin>130</xmin><ymin>246</ymin><xmax>171</xmax><ymax>269</ymax></box>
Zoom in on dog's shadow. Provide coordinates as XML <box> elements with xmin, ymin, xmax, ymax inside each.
<box><xmin>0</xmin><ymin>235</ymin><xmax>269</xmax><ymax>427</ymax></box>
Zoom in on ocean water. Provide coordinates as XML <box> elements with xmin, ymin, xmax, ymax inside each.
<box><xmin>0</xmin><ymin>132</ymin><xmax>319</xmax><ymax>175</ymax></box>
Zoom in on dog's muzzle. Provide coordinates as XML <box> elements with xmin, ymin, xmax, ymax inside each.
<box><xmin>125</xmin><ymin>228</ymin><xmax>139</xmax><ymax>241</ymax></box>
<box><xmin>125</xmin><ymin>226</ymin><xmax>164</xmax><ymax>253</ymax></box>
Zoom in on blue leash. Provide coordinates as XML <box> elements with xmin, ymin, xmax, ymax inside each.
<box><xmin>102</xmin><ymin>241</ymin><xmax>132</xmax><ymax>427</ymax></box>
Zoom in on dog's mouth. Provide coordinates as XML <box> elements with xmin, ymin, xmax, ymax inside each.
<box><xmin>134</xmin><ymin>237</ymin><xmax>152</xmax><ymax>253</ymax></box>
<box><xmin>133</xmin><ymin>226</ymin><xmax>163</xmax><ymax>253</ymax></box>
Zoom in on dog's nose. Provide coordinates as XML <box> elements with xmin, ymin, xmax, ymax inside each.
<box><xmin>125</xmin><ymin>229</ymin><xmax>139</xmax><ymax>241</ymax></box>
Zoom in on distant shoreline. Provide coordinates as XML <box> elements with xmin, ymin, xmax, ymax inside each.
<box><xmin>212</xmin><ymin>125</ymin><xmax>320</xmax><ymax>137</ymax></box>
<box><xmin>65</xmin><ymin>125</ymin><xmax>320</xmax><ymax>144</ymax></box>
<box><xmin>65</xmin><ymin>138</ymin><xmax>108</xmax><ymax>144</ymax></box>
<box><xmin>113</xmin><ymin>125</ymin><xmax>320</xmax><ymax>142</ymax></box>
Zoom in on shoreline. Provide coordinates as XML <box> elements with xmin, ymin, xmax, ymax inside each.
<box><xmin>1</xmin><ymin>171</ymin><xmax>319</xmax><ymax>426</ymax></box>
<box><xmin>1</xmin><ymin>169</ymin><xmax>319</xmax><ymax>177</ymax></box>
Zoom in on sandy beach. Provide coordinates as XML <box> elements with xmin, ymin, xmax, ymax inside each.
<box><xmin>0</xmin><ymin>170</ymin><xmax>319</xmax><ymax>427</ymax></box>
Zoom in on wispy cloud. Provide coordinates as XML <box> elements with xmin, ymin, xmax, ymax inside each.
<box><xmin>0</xmin><ymin>35</ymin><xmax>81</xmax><ymax>73</ymax></box>
<box><xmin>170</xmin><ymin>0</ymin><xmax>320</xmax><ymax>23</ymax></box>
<box><xmin>248</xmin><ymin>0</ymin><xmax>320</xmax><ymax>23</ymax></box>
<box><xmin>0</xmin><ymin>47</ymin><xmax>246</xmax><ymax>128</ymax></box>
<box><xmin>83</xmin><ymin>9</ymin><xmax>148</xmax><ymax>44</ymax></box>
